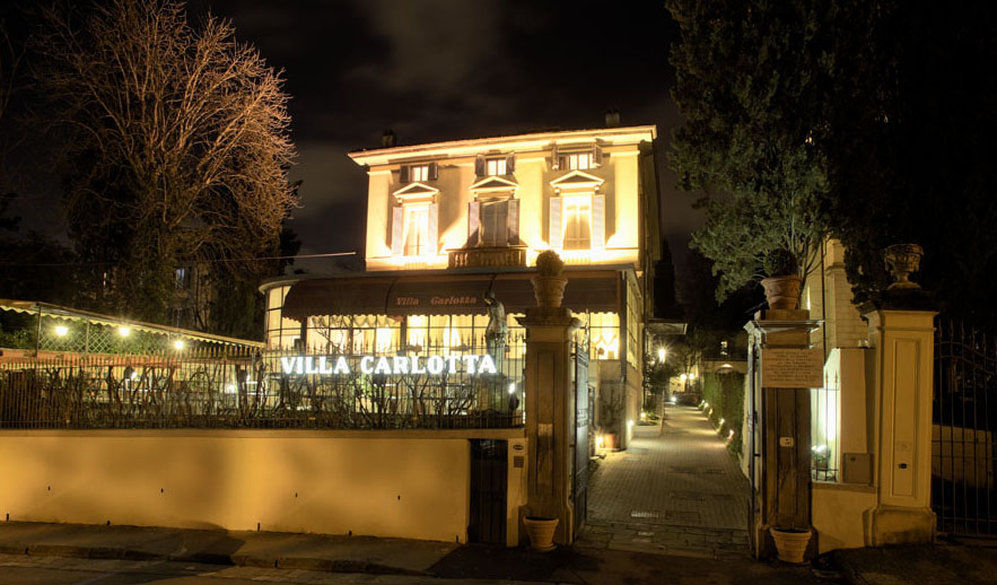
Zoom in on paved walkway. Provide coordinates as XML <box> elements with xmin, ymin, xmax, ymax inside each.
<box><xmin>579</xmin><ymin>404</ymin><xmax>751</xmax><ymax>558</ymax></box>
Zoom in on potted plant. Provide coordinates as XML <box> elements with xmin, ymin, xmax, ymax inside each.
<box><xmin>531</xmin><ymin>250</ymin><xmax>567</xmax><ymax>308</ymax></box>
<box><xmin>760</xmin><ymin>248</ymin><xmax>802</xmax><ymax>310</ymax></box>
<box><xmin>523</xmin><ymin>513</ymin><xmax>559</xmax><ymax>552</ymax></box>
<box><xmin>769</xmin><ymin>525</ymin><xmax>812</xmax><ymax>564</ymax></box>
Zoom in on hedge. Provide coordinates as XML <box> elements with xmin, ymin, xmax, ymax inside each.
<box><xmin>700</xmin><ymin>371</ymin><xmax>745</xmax><ymax>456</ymax></box>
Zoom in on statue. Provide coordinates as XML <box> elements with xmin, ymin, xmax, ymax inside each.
<box><xmin>484</xmin><ymin>291</ymin><xmax>507</xmax><ymax>372</ymax></box>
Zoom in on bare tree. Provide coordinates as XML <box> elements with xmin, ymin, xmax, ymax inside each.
<box><xmin>34</xmin><ymin>0</ymin><xmax>296</xmax><ymax>327</ymax></box>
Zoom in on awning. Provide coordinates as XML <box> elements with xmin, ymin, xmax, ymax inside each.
<box><xmin>281</xmin><ymin>270</ymin><xmax>621</xmax><ymax>321</ymax></box>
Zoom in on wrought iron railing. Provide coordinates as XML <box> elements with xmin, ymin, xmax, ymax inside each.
<box><xmin>933</xmin><ymin>319</ymin><xmax>997</xmax><ymax>536</ymax></box>
<box><xmin>0</xmin><ymin>340</ymin><xmax>526</xmax><ymax>431</ymax></box>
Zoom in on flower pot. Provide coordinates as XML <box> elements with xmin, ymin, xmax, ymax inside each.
<box><xmin>761</xmin><ymin>275</ymin><xmax>802</xmax><ymax>310</ymax></box>
<box><xmin>523</xmin><ymin>516</ymin><xmax>559</xmax><ymax>552</ymax></box>
<box><xmin>769</xmin><ymin>527</ymin><xmax>812</xmax><ymax>564</ymax></box>
<box><xmin>530</xmin><ymin>275</ymin><xmax>568</xmax><ymax>308</ymax></box>
<box><xmin>884</xmin><ymin>243</ymin><xmax>923</xmax><ymax>290</ymax></box>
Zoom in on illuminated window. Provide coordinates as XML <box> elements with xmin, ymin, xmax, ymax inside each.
<box><xmin>485</xmin><ymin>158</ymin><xmax>507</xmax><ymax>176</ymax></box>
<box><xmin>562</xmin><ymin>152</ymin><xmax>593</xmax><ymax>170</ymax></box>
<box><xmin>404</xmin><ymin>205</ymin><xmax>431</xmax><ymax>256</ymax></box>
<box><xmin>563</xmin><ymin>196</ymin><xmax>591</xmax><ymax>250</ymax></box>
<box><xmin>375</xmin><ymin>327</ymin><xmax>394</xmax><ymax>353</ymax></box>
<box><xmin>409</xmin><ymin>165</ymin><xmax>429</xmax><ymax>182</ymax></box>
<box><xmin>406</xmin><ymin>315</ymin><xmax>428</xmax><ymax>348</ymax></box>
<box><xmin>480</xmin><ymin>200</ymin><xmax>509</xmax><ymax>246</ymax></box>
<box><xmin>443</xmin><ymin>326</ymin><xmax>462</xmax><ymax>348</ymax></box>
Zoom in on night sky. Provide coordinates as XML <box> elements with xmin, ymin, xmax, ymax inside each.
<box><xmin>182</xmin><ymin>0</ymin><xmax>699</xmax><ymax>266</ymax></box>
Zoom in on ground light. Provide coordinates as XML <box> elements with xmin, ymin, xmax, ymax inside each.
<box><xmin>118</xmin><ymin>326</ymin><xmax>131</xmax><ymax>337</ymax></box>
<box><xmin>172</xmin><ymin>339</ymin><xmax>185</xmax><ymax>351</ymax></box>
<box><xmin>54</xmin><ymin>325</ymin><xmax>69</xmax><ymax>337</ymax></box>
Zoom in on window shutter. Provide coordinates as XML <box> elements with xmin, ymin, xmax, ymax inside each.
<box><xmin>506</xmin><ymin>155</ymin><xmax>515</xmax><ymax>174</ymax></box>
<box><xmin>550</xmin><ymin>144</ymin><xmax>559</xmax><ymax>170</ymax></box>
<box><xmin>475</xmin><ymin>155</ymin><xmax>485</xmax><ymax>177</ymax></box>
<box><xmin>399</xmin><ymin>166</ymin><xmax>410</xmax><ymax>183</ymax></box>
<box><xmin>427</xmin><ymin>202</ymin><xmax>439</xmax><ymax>255</ymax></box>
<box><xmin>592</xmin><ymin>194</ymin><xmax>606</xmax><ymax>249</ymax></box>
<box><xmin>429</xmin><ymin>162</ymin><xmax>439</xmax><ymax>181</ymax></box>
<box><xmin>467</xmin><ymin>201</ymin><xmax>481</xmax><ymax>245</ymax></box>
<box><xmin>390</xmin><ymin>206</ymin><xmax>404</xmax><ymax>255</ymax></box>
<box><xmin>549</xmin><ymin>197</ymin><xmax>563</xmax><ymax>250</ymax></box>
<box><xmin>507</xmin><ymin>198</ymin><xmax>520</xmax><ymax>244</ymax></box>
<box><xmin>593</xmin><ymin>146</ymin><xmax>603</xmax><ymax>167</ymax></box>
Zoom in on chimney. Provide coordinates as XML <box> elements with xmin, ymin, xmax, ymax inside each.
<box><xmin>604</xmin><ymin>109</ymin><xmax>620</xmax><ymax>127</ymax></box>
<box><xmin>381</xmin><ymin>129</ymin><xmax>396</xmax><ymax>148</ymax></box>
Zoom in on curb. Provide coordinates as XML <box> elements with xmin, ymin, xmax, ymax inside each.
<box><xmin>1</xmin><ymin>542</ymin><xmax>429</xmax><ymax>577</ymax></box>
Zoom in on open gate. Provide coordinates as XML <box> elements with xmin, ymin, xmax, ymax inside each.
<box><xmin>932</xmin><ymin>319</ymin><xmax>997</xmax><ymax>537</ymax></box>
<box><xmin>572</xmin><ymin>341</ymin><xmax>591</xmax><ymax>539</ymax></box>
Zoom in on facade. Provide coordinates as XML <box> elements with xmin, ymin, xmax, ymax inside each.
<box><xmin>261</xmin><ymin>124</ymin><xmax>660</xmax><ymax>448</ymax></box>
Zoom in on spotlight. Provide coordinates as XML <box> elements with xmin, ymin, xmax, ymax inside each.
<box><xmin>172</xmin><ymin>339</ymin><xmax>185</xmax><ymax>351</ymax></box>
<box><xmin>118</xmin><ymin>326</ymin><xmax>131</xmax><ymax>337</ymax></box>
<box><xmin>54</xmin><ymin>325</ymin><xmax>69</xmax><ymax>337</ymax></box>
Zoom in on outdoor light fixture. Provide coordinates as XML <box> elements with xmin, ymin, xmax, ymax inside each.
<box><xmin>719</xmin><ymin>418</ymin><xmax>725</xmax><ymax>427</ymax></box>
<box><xmin>680</xmin><ymin>373</ymin><xmax>688</xmax><ymax>382</ymax></box>
<box><xmin>118</xmin><ymin>326</ymin><xmax>131</xmax><ymax>337</ymax></box>
<box><xmin>508</xmin><ymin>382</ymin><xmax>516</xmax><ymax>395</ymax></box>
<box><xmin>54</xmin><ymin>325</ymin><xmax>69</xmax><ymax>337</ymax></box>
<box><xmin>172</xmin><ymin>339</ymin><xmax>185</xmax><ymax>351</ymax></box>
<box><xmin>658</xmin><ymin>347</ymin><xmax>666</xmax><ymax>362</ymax></box>
<box><xmin>596</xmin><ymin>435</ymin><xmax>605</xmax><ymax>450</ymax></box>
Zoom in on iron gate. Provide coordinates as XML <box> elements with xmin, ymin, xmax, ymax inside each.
<box><xmin>932</xmin><ymin>319</ymin><xmax>997</xmax><ymax>536</ymax></box>
<box><xmin>572</xmin><ymin>342</ymin><xmax>590</xmax><ymax>539</ymax></box>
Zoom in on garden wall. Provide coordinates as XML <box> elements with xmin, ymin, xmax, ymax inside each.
<box><xmin>0</xmin><ymin>429</ymin><xmax>486</xmax><ymax>542</ymax></box>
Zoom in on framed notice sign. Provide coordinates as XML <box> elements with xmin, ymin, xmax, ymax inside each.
<box><xmin>761</xmin><ymin>348</ymin><xmax>824</xmax><ymax>388</ymax></box>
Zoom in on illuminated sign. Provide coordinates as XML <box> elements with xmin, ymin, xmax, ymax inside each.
<box><xmin>279</xmin><ymin>354</ymin><xmax>498</xmax><ymax>376</ymax></box>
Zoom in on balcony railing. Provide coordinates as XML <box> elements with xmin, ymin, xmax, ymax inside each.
<box><xmin>448</xmin><ymin>246</ymin><xmax>526</xmax><ymax>269</ymax></box>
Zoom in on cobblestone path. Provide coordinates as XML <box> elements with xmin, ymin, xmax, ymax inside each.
<box><xmin>578</xmin><ymin>405</ymin><xmax>751</xmax><ymax>558</ymax></box>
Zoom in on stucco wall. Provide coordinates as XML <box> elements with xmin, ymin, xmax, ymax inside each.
<box><xmin>0</xmin><ymin>430</ymin><xmax>473</xmax><ymax>543</ymax></box>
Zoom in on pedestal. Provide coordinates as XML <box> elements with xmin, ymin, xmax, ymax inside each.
<box><xmin>745</xmin><ymin>309</ymin><xmax>822</xmax><ymax>561</ymax></box>
<box><xmin>863</xmin><ymin>308</ymin><xmax>937</xmax><ymax>545</ymax></box>
<box><xmin>518</xmin><ymin>306</ymin><xmax>577</xmax><ymax>545</ymax></box>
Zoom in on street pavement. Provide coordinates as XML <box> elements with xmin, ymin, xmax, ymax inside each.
<box><xmin>580</xmin><ymin>404</ymin><xmax>751</xmax><ymax>558</ymax></box>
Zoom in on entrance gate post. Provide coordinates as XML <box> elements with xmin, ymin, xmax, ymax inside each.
<box><xmin>862</xmin><ymin>296</ymin><xmax>937</xmax><ymax>545</ymax></box>
<box><xmin>746</xmin><ymin>308</ymin><xmax>822</xmax><ymax>560</ymax></box>
<box><xmin>519</xmin><ymin>252</ymin><xmax>579</xmax><ymax>545</ymax></box>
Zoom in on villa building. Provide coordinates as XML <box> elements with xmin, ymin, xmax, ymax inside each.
<box><xmin>260</xmin><ymin>123</ymin><xmax>661</xmax><ymax>448</ymax></box>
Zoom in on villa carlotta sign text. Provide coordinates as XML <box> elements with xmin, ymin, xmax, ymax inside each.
<box><xmin>279</xmin><ymin>354</ymin><xmax>499</xmax><ymax>376</ymax></box>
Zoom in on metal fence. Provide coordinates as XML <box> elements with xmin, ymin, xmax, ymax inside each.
<box><xmin>0</xmin><ymin>339</ymin><xmax>526</xmax><ymax>431</ymax></box>
<box><xmin>811</xmin><ymin>386</ymin><xmax>841</xmax><ymax>482</ymax></box>
<box><xmin>933</xmin><ymin>319</ymin><xmax>997</xmax><ymax>536</ymax></box>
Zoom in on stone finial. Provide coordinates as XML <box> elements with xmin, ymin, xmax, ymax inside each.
<box><xmin>531</xmin><ymin>251</ymin><xmax>567</xmax><ymax>308</ymax></box>
<box><xmin>884</xmin><ymin>244</ymin><xmax>923</xmax><ymax>290</ymax></box>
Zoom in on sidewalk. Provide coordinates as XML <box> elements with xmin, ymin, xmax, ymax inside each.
<box><xmin>0</xmin><ymin>521</ymin><xmax>455</xmax><ymax>575</ymax></box>
<box><xmin>581</xmin><ymin>404</ymin><xmax>751</xmax><ymax>558</ymax></box>
<box><xmin>832</xmin><ymin>542</ymin><xmax>997</xmax><ymax>585</ymax></box>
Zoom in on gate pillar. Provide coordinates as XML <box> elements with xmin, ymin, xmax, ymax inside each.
<box><xmin>518</xmin><ymin>252</ymin><xmax>579</xmax><ymax>545</ymax></box>
<box><xmin>746</xmin><ymin>308</ymin><xmax>822</xmax><ymax>561</ymax></box>
<box><xmin>863</xmin><ymin>301</ymin><xmax>937</xmax><ymax>545</ymax></box>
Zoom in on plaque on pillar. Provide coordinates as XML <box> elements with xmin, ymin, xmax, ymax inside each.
<box><xmin>761</xmin><ymin>348</ymin><xmax>823</xmax><ymax>388</ymax></box>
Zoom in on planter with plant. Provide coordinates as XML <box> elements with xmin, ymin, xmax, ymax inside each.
<box><xmin>760</xmin><ymin>248</ymin><xmax>802</xmax><ymax>310</ymax></box>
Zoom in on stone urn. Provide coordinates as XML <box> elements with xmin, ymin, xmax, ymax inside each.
<box><xmin>523</xmin><ymin>516</ymin><xmax>559</xmax><ymax>552</ymax></box>
<box><xmin>531</xmin><ymin>250</ymin><xmax>567</xmax><ymax>308</ymax></box>
<box><xmin>761</xmin><ymin>276</ymin><xmax>803</xmax><ymax>310</ymax></box>
<box><xmin>884</xmin><ymin>244</ymin><xmax>924</xmax><ymax>290</ymax></box>
<box><xmin>769</xmin><ymin>527</ymin><xmax>812</xmax><ymax>564</ymax></box>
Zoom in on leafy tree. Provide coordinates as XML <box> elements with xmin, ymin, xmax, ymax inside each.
<box><xmin>667</xmin><ymin>0</ymin><xmax>833</xmax><ymax>301</ymax></box>
<box><xmin>32</xmin><ymin>0</ymin><xmax>297</xmax><ymax>327</ymax></box>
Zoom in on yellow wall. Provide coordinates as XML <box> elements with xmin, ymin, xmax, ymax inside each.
<box><xmin>0</xmin><ymin>430</ymin><xmax>474</xmax><ymax>543</ymax></box>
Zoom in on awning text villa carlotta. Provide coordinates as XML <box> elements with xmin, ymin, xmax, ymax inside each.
<box><xmin>280</xmin><ymin>354</ymin><xmax>499</xmax><ymax>376</ymax></box>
